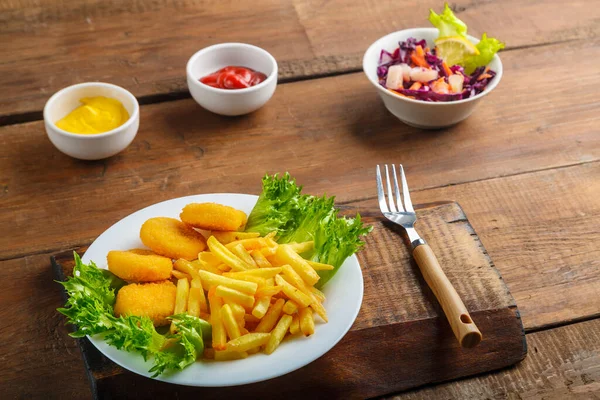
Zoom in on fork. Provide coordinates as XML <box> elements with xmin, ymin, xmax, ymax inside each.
<box><xmin>376</xmin><ymin>164</ymin><xmax>482</xmax><ymax>348</ymax></box>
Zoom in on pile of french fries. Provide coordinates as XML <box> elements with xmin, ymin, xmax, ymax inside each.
<box><xmin>169</xmin><ymin>231</ymin><xmax>334</xmax><ymax>361</ymax></box>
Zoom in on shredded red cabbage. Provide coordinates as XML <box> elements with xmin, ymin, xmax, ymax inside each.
<box><xmin>377</xmin><ymin>37</ymin><xmax>496</xmax><ymax>102</ymax></box>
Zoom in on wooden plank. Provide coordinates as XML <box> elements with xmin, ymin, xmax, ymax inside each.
<box><xmin>389</xmin><ymin>318</ymin><xmax>600</xmax><ymax>399</ymax></box>
<box><xmin>1</xmin><ymin>39</ymin><xmax>599</xmax><ymax>260</ymax></box>
<box><xmin>2</xmin><ymin>0</ymin><xmax>600</xmax><ymax>118</ymax></box>
<box><xmin>49</xmin><ymin>201</ymin><xmax>525</xmax><ymax>399</ymax></box>
<box><xmin>0</xmin><ymin>252</ymin><xmax>91</xmax><ymax>399</ymax></box>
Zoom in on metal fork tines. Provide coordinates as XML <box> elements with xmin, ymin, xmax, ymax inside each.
<box><xmin>376</xmin><ymin>164</ymin><xmax>424</xmax><ymax>248</ymax></box>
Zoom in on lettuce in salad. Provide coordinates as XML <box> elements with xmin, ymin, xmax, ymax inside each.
<box><xmin>428</xmin><ymin>3</ymin><xmax>467</xmax><ymax>38</ymax></box>
<box><xmin>245</xmin><ymin>173</ymin><xmax>372</xmax><ymax>288</ymax></box>
<box><xmin>429</xmin><ymin>3</ymin><xmax>505</xmax><ymax>74</ymax></box>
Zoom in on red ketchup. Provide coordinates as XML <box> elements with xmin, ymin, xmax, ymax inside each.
<box><xmin>200</xmin><ymin>66</ymin><xmax>267</xmax><ymax>89</ymax></box>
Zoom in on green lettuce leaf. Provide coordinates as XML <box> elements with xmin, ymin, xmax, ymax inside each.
<box><xmin>57</xmin><ymin>253</ymin><xmax>210</xmax><ymax>377</ymax></box>
<box><xmin>428</xmin><ymin>3</ymin><xmax>467</xmax><ymax>38</ymax></box>
<box><xmin>245</xmin><ymin>174</ymin><xmax>372</xmax><ymax>288</ymax></box>
<box><xmin>462</xmin><ymin>33</ymin><xmax>506</xmax><ymax>74</ymax></box>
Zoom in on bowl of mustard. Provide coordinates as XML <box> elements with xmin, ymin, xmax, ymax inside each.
<box><xmin>44</xmin><ymin>82</ymin><xmax>139</xmax><ymax>160</ymax></box>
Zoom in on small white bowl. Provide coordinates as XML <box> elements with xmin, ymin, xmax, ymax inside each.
<box><xmin>363</xmin><ymin>28</ymin><xmax>503</xmax><ymax>129</ymax></box>
<box><xmin>44</xmin><ymin>82</ymin><xmax>140</xmax><ymax>160</ymax></box>
<box><xmin>186</xmin><ymin>43</ymin><xmax>278</xmax><ymax>116</ymax></box>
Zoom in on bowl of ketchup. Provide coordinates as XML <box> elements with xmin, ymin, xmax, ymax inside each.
<box><xmin>186</xmin><ymin>43</ymin><xmax>278</xmax><ymax>116</ymax></box>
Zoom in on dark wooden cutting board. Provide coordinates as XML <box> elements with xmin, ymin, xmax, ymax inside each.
<box><xmin>51</xmin><ymin>201</ymin><xmax>526</xmax><ymax>399</ymax></box>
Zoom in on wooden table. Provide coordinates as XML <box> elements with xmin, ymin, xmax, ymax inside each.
<box><xmin>1</xmin><ymin>1</ymin><xmax>599</xmax><ymax>398</ymax></box>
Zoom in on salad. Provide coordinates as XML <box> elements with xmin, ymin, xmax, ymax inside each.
<box><xmin>377</xmin><ymin>4</ymin><xmax>504</xmax><ymax>102</ymax></box>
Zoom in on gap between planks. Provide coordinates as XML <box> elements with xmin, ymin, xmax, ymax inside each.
<box><xmin>0</xmin><ymin>37</ymin><xmax>581</xmax><ymax>128</ymax></box>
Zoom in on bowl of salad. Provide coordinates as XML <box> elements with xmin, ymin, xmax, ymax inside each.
<box><xmin>362</xmin><ymin>4</ymin><xmax>504</xmax><ymax>129</ymax></box>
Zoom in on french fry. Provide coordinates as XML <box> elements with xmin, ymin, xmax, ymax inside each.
<box><xmin>246</xmin><ymin>346</ymin><xmax>261</xmax><ymax>355</ymax></box>
<box><xmin>211</xmin><ymin>231</ymin><xmax>260</xmax><ymax>244</ymax></box>
<box><xmin>288</xmin><ymin>241</ymin><xmax>314</xmax><ymax>254</ymax></box>
<box><xmin>245</xmin><ymin>313</ymin><xmax>261</xmax><ymax>324</ymax></box>
<box><xmin>282</xmin><ymin>300</ymin><xmax>299</xmax><ymax>315</ymax></box>
<box><xmin>266</xmin><ymin>277</ymin><xmax>275</xmax><ymax>286</ymax></box>
<box><xmin>227</xmin><ymin>333</ymin><xmax>271</xmax><ymax>352</ymax></box>
<box><xmin>172</xmin><ymin>270</ymin><xmax>191</xmax><ymax>281</ymax></box>
<box><xmin>216</xmin><ymin>285</ymin><xmax>255</xmax><ymax>308</ymax></box>
<box><xmin>216</xmin><ymin>263</ymin><xmax>231</xmax><ymax>272</ymax></box>
<box><xmin>222</xmin><ymin>298</ymin><xmax>246</xmax><ymax>322</ymax></box>
<box><xmin>225</xmin><ymin>238</ymin><xmax>269</xmax><ymax>251</ymax></box>
<box><xmin>250</xmin><ymin>250</ymin><xmax>272</xmax><ymax>268</ymax></box>
<box><xmin>309</xmin><ymin>286</ymin><xmax>326</xmax><ymax>302</ymax></box>
<box><xmin>275</xmin><ymin>275</ymin><xmax>312</xmax><ymax>307</ymax></box>
<box><xmin>289</xmin><ymin>314</ymin><xmax>300</xmax><ymax>335</ymax></box>
<box><xmin>274</xmin><ymin>245</ymin><xmax>320</xmax><ymax>286</ymax></box>
<box><xmin>170</xmin><ymin>278</ymin><xmax>190</xmax><ymax>333</ymax></box>
<box><xmin>187</xmin><ymin>287</ymin><xmax>202</xmax><ymax>317</ymax></box>
<box><xmin>265</xmin><ymin>237</ymin><xmax>278</xmax><ymax>248</ymax></box>
<box><xmin>198</xmin><ymin>270</ymin><xmax>258</xmax><ymax>295</ymax></box>
<box><xmin>255</xmin><ymin>285</ymin><xmax>282</xmax><ymax>297</ymax></box>
<box><xmin>174</xmin><ymin>258</ymin><xmax>201</xmax><ymax>280</ymax></box>
<box><xmin>208</xmin><ymin>288</ymin><xmax>227</xmax><ymax>350</ymax></box>
<box><xmin>255</xmin><ymin>298</ymin><xmax>285</xmax><ymax>333</ymax></box>
<box><xmin>224</xmin><ymin>267</ymin><xmax>282</xmax><ymax>279</ymax></box>
<box><xmin>221</xmin><ymin>304</ymin><xmax>242</xmax><ymax>340</ymax></box>
<box><xmin>191</xmin><ymin>277</ymin><xmax>208</xmax><ymax>312</ymax></box>
<box><xmin>264</xmin><ymin>231</ymin><xmax>277</xmax><ymax>239</ymax></box>
<box><xmin>214</xmin><ymin>349</ymin><xmax>248</xmax><ymax>361</ymax></box>
<box><xmin>200</xmin><ymin>311</ymin><xmax>211</xmax><ymax>321</ymax></box>
<box><xmin>207</xmin><ymin>236</ymin><xmax>253</xmax><ymax>271</ymax></box>
<box><xmin>299</xmin><ymin>307</ymin><xmax>315</xmax><ymax>336</ymax></box>
<box><xmin>252</xmin><ymin>295</ymin><xmax>272</xmax><ymax>319</ymax></box>
<box><xmin>281</xmin><ymin>265</ymin><xmax>327</xmax><ymax>322</ymax></box>
<box><xmin>222</xmin><ymin>273</ymin><xmax>267</xmax><ymax>288</ymax></box>
<box><xmin>191</xmin><ymin>258</ymin><xmax>221</xmax><ymax>275</ymax></box>
<box><xmin>307</xmin><ymin>260</ymin><xmax>335</xmax><ymax>271</ymax></box>
<box><xmin>240</xmin><ymin>327</ymin><xmax>250</xmax><ymax>336</ymax></box>
<box><xmin>229</xmin><ymin>243</ymin><xmax>258</xmax><ymax>268</ymax></box>
<box><xmin>197</xmin><ymin>252</ymin><xmax>221</xmax><ymax>268</ymax></box>
<box><xmin>265</xmin><ymin>314</ymin><xmax>293</xmax><ymax>354</ymax></box>
<box><xmin>260</xmin><ymin>246</ymin><xmax>277</xmax><ymax>257</ymax></box>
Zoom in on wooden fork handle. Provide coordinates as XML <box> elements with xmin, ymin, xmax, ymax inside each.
<box><xmin>413</xmin><ymin>243</ymin><xmax>482</xmax><ymax>348</ymax></box>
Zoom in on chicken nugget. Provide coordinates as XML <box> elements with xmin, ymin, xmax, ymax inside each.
<box><xmin>140</xmin><ymin>217</ymin><xmax>206</xmax><ymax>260</ymax></box>
<box><xmin>114</xmin><ymin>281</ymin><xmax>177</xmax><ymax>326</ymax></box>
<box><xmin>107</xmin><ymin>249</ymin><xmax>173</xmax><ymax>282</ymax></box>
<box><xmin>180</xmin><ymin>203</ymin><xmax>247</xmax><ymax>231</ymax></box>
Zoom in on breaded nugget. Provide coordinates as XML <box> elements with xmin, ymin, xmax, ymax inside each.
<box><xmin>107</xmin><ymin>249</ymin><xmax>173</xmax><ymax>282</ymax></box>
<box><xmin>140</xmin><ymin>217</ymin><xmax>206</xmax><ymax>260</ymax></box>
<box><xmin>114</xmin><ymin>281</ymin><xmax>177</xmax><ymax>326</ymax></box>
<box><xmin>180</xmin><ymin>203</ymin><xmax>247</xmax><ymax>231</ymax></box>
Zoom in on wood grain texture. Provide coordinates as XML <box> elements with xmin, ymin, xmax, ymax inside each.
<box><xmin>390</xmin><ymin>318</ymin><xmax>600</xmax><ymax>399</ymax></box>
<box><xmin>0</xmin><ymin>253</ymin><xmax>91</xmax><ymax>399</ymax></box>
<box><xmin>49</xmin><ymin>202</ymin><xmax>525</xmax><ymax>399</ymax></box>
<box><xmin>1</xmin><ymin>39</ymin><xmax>599</xmax><ymax>261</ymax></box>
<box><xmin>1</xmin><ymin>0</ymin><xmax>599</xmax><ymax>118</ymax></box>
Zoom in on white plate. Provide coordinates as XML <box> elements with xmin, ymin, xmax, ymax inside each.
<box><xmin>83</xmin><ymin>193</ymin><xmax>364</xmax><ymax>387</ymax></box>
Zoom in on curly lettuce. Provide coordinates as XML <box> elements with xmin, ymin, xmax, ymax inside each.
<box><xmin>428</xmin><ymin>3</ymin><xmax>467</xmax><ymax>38</ymax></box>
<box><xmin>245</xmin><ymin>174</ymin><xmax>372</xmax><ymax>288</ymax></box>
<box><xmin>57</xmin><ymin>253</ymin><xmax>211</xmax><ymax>377</ymax></box>
<box><xmin>463</xmin><ymin>33</ymin><xmax>505</xmax><ymax>74</ymax></box>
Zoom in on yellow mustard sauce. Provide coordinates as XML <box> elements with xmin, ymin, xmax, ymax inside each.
<box><xmin>55</xmin><ymin>97</ymin><xmax>130</xmax><ymax>134</ymax></box>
